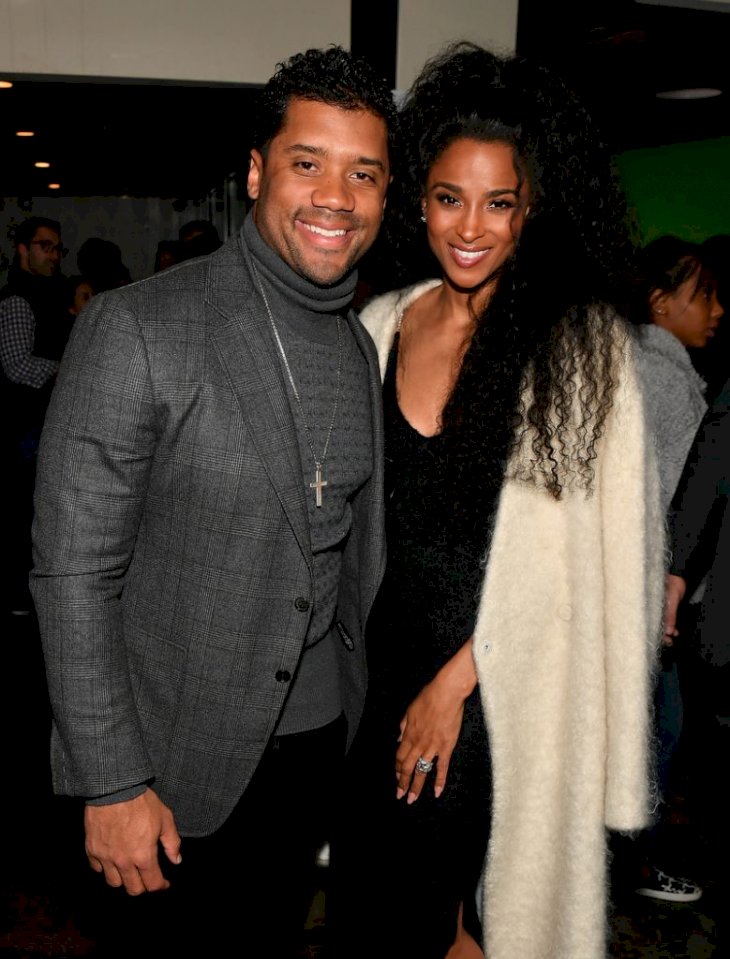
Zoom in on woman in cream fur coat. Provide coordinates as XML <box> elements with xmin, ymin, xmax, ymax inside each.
<box><xmin>331</xmin><ymin>43</ymin><xmax>664</xmax><ymax>959</ymax></box>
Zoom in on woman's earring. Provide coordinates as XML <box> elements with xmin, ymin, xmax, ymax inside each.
<box><xmin>420</xmin><ymin>214</ymin><xmax>427</xmax><ymax>223</ymax></box>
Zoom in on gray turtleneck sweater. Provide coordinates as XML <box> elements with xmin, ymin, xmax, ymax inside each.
<box><xmin>242</xmin><ymin>213</ymin><xmax>373</xmax><ymax>736</ymax></box>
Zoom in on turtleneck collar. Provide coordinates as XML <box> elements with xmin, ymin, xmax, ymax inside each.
<box><xmin>242</xmin><ymin>210</ymin><xmax>357</xmax><ymax>314</ymax></box>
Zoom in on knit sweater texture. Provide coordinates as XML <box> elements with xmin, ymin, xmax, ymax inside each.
<box><xmin>636</xmin><ymin>324</ymin><xmax>707</xmax><ymax>512</ymax></box>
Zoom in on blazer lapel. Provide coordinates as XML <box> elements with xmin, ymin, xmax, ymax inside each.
<box><xmin>206</xmin><ymin>236</ymin><xmax>311</xmax><ymax>562</ymax></box>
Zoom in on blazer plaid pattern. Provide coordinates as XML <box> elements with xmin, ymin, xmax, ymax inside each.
<box><xmin>30</xmin><ymin>235</ymin><xmax>386</xmax><ymax>836</ymax></box>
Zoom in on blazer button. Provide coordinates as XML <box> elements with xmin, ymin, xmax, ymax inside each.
<box><xmin>294</xmin><ymin>597</ymin><xmax>310</xmax><ymax>612</ymax></box>
<box><xmin>275</xmin><ymin>670</ymin><xmax>291</xmax><ymax>682</ymax></box>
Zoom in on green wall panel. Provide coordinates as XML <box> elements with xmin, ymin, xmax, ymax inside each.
<box><xmin>616</xmin><ymin>137</ymin><xmax>730</xmax><ymax>244</ymax></box>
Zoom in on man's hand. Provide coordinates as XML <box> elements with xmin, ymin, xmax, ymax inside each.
<box><xmin>84</xmin><ymin>788</ymin><xmax>182</xmax><ymax>895</ymax></box>
<box><xmin>663</xmin><ymin>573</ymin><xmax>687</xmax><ymax>647</ymax></box>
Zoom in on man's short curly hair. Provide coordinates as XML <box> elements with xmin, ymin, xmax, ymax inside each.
<box><xmin>253</xmin><ymin>45</ymin><xmax>398</xmax><ymax>161</ymax></box>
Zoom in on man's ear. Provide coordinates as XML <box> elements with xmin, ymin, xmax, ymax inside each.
<box><xmin>247</xmin><ymin>149</ymin><xmax>264</xmax><ymax>201</ymax></box>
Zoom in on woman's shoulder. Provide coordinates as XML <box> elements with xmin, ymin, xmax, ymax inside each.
<box><xmin>358</xmin><ymin>279</ymin><xmax>442</xmax><ymax>379</ymax></box>
<box><xmin>359</xmin><ymin>279</ymin><xmax>442</xmax><ymax>333</ymax></box>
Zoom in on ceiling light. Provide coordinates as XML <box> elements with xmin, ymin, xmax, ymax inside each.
<box><xmin>16</xmin><ymin>130</ymin><xmax>35</xmax><ymax>137</ymax></box>
<box><xmin>0</xmin><ymin>80</ymin><xmax>13</xmax><ymax>89</ymax></box>
<box><xmin>48</xmin><ymin>183</ymin><xmax>60</xmax><ymax>190</ymax></box>
<box><xmin>34</xmin><ymin>161</ymin><xmax>51</xmax><ymax>168</ymax></box>
<box><xmin>638</xmin><ymin>0</ymin><xmax>730</xmax><ymax>9</ymax></box>
<box><xmin>656</xmin><ymin>87</ymin><xmax>723</xmax><ymax>99</ymax></box>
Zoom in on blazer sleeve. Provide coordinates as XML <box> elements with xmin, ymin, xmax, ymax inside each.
<box><xmin>30</xmin><ymin>291</ymin><xmax>158</xmax><ymax>797</ymax></box>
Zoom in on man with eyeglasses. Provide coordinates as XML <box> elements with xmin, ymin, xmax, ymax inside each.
<box><xmin>1</xmin><ymin>215</ymin><xmax>68</xmax><ymax>615</ymax></box>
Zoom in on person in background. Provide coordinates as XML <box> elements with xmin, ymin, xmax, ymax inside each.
<box><xmin>697</xmin><ymin>233</ymin><xmax>730</xmax><ymax>397</ymax></box>
<box><xmin>30</xmin><ymin>45</ymin><xmax>394</xmax><ymax>958</ymax></box>
<box><xmin>177</xmin><ymin>219</ymin><xmax>222</xmax><ymax>260</ymax></box>
<box><xmin>635</xmin><ymin>236</ymin><xmax>722</xmax><ymax>508</ymax></box>
<box><xmin>332</xmin><ymin>41</ymin><xmax>663</xmax><ymax>959</ymax></box>
<box><xmin>59</xmin><ymin>273</ymin><xmax>95</xmax><ymax>345</ymax></box>
<box><xmin>65</xmin><ymin>274</ymin><xmax>95</xmax><ymax>319</ymax></box>
<box><xmin>77</xmin><ymin>236</ymin><xmax>131</xmax><ymax>292</ymax></box>
<box><xmin>35</xmin><ymin>275</ymin><xmax>95</xmax><ymax>375</ymax></box>
<box><xmin>153</xmin><ymin>239</ymin><xmax>180</xmax><ymax>273</ymax></box>
<box><xmin>702</xmin><ymin>234</ymin><xmax>730</xmax><ymax>314</ymax></box>
<box><xmin>0</xmin><ymin>216</ymin><xmax>66</xmax><ymax>615</ymax></box>
<box><xmin>631</xmin><ymin>235</ymin><xmax>723</xmax><ymax>903</ymax></box>
<box><xmin>664</xmin><ymin>379</ymin><xmax>730</xmax><ymax>904</ymax></box>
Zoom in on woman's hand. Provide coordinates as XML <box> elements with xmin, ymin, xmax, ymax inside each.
<box><xmin>395</xmin><ymin>638</ymin><xmax>478</xmax><ymax>804</ymax></box>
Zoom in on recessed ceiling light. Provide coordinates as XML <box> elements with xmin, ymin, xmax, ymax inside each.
<box><xmin>16</xmin><ymin>130</ymin><xmax>35</xmax><ymax>137</ymax></box>
<box><xmin>0</xmin><ymin>80</ymin><xmax>13</xmax><ymax>89</ymax></box>
<box><xmin>48</xmin><ymin>183</ymin><xmax>61</xmax><ymax>190</ymax></box>
<box><xmin>656</xmin><ymin>87</ymin><xmax>723</xmax><ymax>100</ymax></box>
<box><xmin>34</xmin><ymin>161</ymin><xmax>51</xmax><ymax>168</ymax></box>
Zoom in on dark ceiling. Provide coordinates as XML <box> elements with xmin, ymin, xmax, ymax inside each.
<box><xmin>0</xmin><ymin>79</ymin><xmax>260</xmax><ymax>200</ymax></box>
<box><xmin>516</xmin><ymin>0</ymin><xmax>730</xmax><ymax>152</ymax></box>
<box><xmin>1</xmin><ymin>0</ymin><xmax>729</xmax><ymax>200</ymax></box>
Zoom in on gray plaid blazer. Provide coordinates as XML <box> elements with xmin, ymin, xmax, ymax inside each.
<box><xmin>30</xmin><ymin>235</ymin><xmax>386</xmax><ymax>836</ymax></box>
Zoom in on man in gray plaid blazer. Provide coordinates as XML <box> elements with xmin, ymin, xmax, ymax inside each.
<box><xmin>31</xmin><ymin>47</ymin><xmax>395</xmax><ymax>956</ymax></box>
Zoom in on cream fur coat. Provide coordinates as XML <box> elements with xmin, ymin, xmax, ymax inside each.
<box><xmin>360</xmin><ymin>281</ymin><xmax>664</xmax><ymax>959</ymax></box>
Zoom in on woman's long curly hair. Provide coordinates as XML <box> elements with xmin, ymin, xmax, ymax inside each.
<box><xmin>381</xmin><ymin>42</ymin><xmax>636</xmax><ymax>542</ymax></box>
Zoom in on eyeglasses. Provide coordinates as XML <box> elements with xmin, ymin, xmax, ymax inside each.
<box><xmin>31</xmin><ymin>239</ymin><xmax>67</xmax><ymax>256</ymax></box>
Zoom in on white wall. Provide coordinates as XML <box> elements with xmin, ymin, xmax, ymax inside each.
<box><xmin>0</xmin><ymin>0</ymin><xmax>520</xmax><ymax>277</ymax></box>
<box><xmin>396</xmin><ymin>0</ymin><xmax>519</xmax><ymax>93</ymax></box>
<box><xmin>0</xmin><ymin>0</ymin><xmax>350</xmax><ymax>83</ymax></box>
<box><xmin>0</xmin><ymin>0</ymin><xmax>519</xmax><ymax>88</ymax></box>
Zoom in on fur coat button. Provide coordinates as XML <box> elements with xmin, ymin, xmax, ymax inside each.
<box><xmin>558</xmin><ymin>604</ymin><xmax>573</xmax><ymax>621</ymax></box>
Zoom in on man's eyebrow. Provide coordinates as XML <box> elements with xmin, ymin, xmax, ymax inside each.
<box><xmin>284</xmin><ymin>143</ymin><xmax>386</xmax><ymax>172</ymax></box>
<box><xmin>285</xmin><ymin>143</ymin><xmax>327</xmax><ymax>157</ymax></box>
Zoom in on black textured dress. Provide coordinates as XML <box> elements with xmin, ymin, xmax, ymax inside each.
<box><xmin>332</xmin><ymin>335</ymin><xmax>493</xmax><ymax>957</ymax></box>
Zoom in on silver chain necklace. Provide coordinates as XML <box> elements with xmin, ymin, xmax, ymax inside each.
<box><xmin>251</xmin><ymin>261</ymin><xmax>342</xmax><ymax>507</ymax></box>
